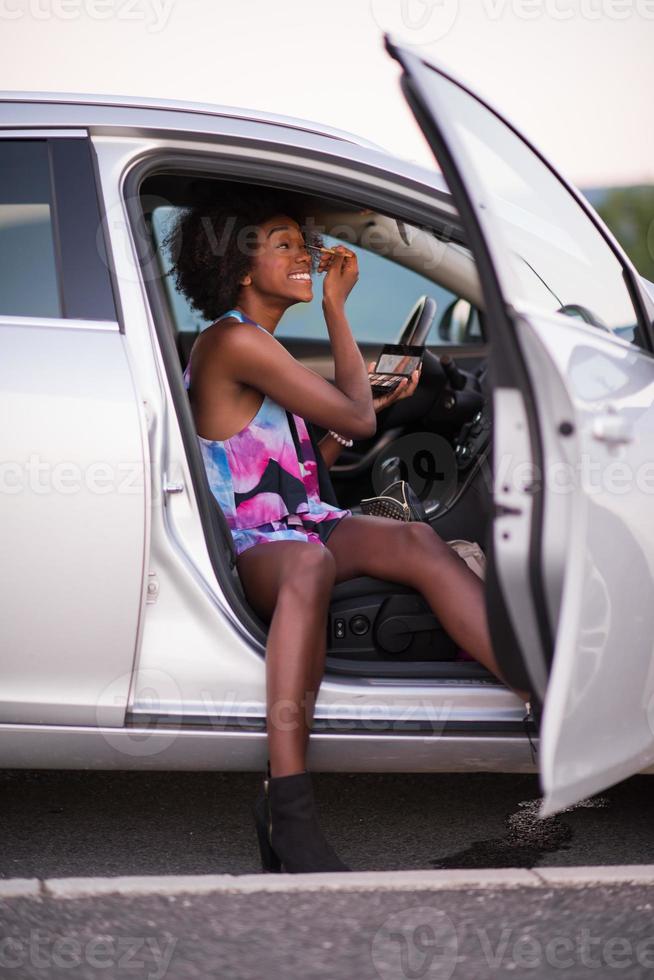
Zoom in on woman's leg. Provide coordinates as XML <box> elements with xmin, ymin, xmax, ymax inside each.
<box><xmin>236</xmin><ymin>539</ymin><xmax>336</xmax><ymax>778</ymax></box>
<box><xmin>325</xmin><ymin>515</ymin><xmax>530</xmax><ymax>702</ymax></box>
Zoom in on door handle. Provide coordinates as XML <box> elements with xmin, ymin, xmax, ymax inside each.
<box><xmin>591</xmin><ymin>412</ymin><xmax>634</xmax><ymax>447</ymax></box>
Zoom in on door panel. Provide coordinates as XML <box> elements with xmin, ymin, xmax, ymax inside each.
<box><xmin>516</xmin><ymin>309</ymin><xmax>654</xmax><ymax>815</ymax></box>
<box><xmin>388</xmin><ymin>37</ymin><xmax>654</xmax><ymax>813</ymax></box>
<box><xmin>0</xmin><ymin>320</ymin><xmax>147</xmax><ymax>725</ymax></box>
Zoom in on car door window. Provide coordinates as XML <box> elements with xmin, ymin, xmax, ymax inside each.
<box><xmin>413</xmin><ymin>69</ymin><xmax>641</xmax><ymax>343</ymax></box>
<box><xmin>277</xmin><ymin>234</ymin><xmax>482</xmax><ymax>346</ymax></box>
<box><xmin>152</xmin><ymin>207</ymin><xmax>483</xmax><ymax>347</ymax></box>
<box><xmin>0</xmin><ymin>141</ymin><xmax>61</xmax><ymax>318</ymax></box>
<box><xmin>152</xmin><ymin>205</ymin><xmax>210</xmax><ymax>333</ymax></box>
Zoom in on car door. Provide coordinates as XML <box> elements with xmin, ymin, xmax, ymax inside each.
<box><xmin>0</xmin><ymin>135</ymin><xmax>147</xmax><ymax>727</ymax></box>
<box><xmin>387</xmin><ymin>37</ymin><xmax>654</xmax><ymax>816</ymax></box>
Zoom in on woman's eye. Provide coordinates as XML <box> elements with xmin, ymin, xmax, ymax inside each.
<box><xmin>277</xmin><ymin>240</ymin><xmax>308</xmax><ymax>252</ymax></box>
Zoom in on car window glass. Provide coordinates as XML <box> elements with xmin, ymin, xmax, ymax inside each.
<box><xmin>419</xmin><ymin>69</ymin><xmax>640</xmax><ymax>343</ymax></box>
<box><xmin>278</xmin><ymin>234</ymin><xmax>481</xmax><ymax>346</ymax></box>
<box><xmin>0</xmin><ymin>141</ymin><xmax>61</xmax><ymax>318</ymax></box>
<box><xmin>152</xmin><ymin>206</ymin><xmax>208</xmax><ymax>332</ymax></box>
<box><xmin>152</xmin><ymin>206</ymin><xmax>483</xmax><ymax>347</ymax></box>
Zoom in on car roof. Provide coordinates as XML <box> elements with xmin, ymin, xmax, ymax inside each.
<box><xmin>0</xmin><ymin>90</ymin><xmax>388</xmax><ymax>151</ymax></box>
<box><xmin>0</xmin><ymin>90</ymin><xmax>457</xmax><ymax>223</ymax></box>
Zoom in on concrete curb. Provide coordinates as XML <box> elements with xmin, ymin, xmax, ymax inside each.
<box><xmin>0</xmin><ymin>879</ymin><xmax>41</xmax><ymax>898</ymax></box>
<box><xmin>3</xmin><ymin>866</ymin><xmax>654</xmax><ymax>900</ymax></box>
<box><xmin>533</xmin><ymin>866</ymin><xmax>654</xmax><ymax>886</ymax></box>
<box><xmin>43</xmin><ymin>868</ymin><xmax>539</xmax><ymax>898</ymax></box>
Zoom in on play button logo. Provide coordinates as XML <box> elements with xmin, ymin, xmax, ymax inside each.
<box><xmin>371</xmin><ymin>906</ymin><xmax>459</xmax><ymax>980</ymax></box>
<box><xmin>370</xmin><ymin>0</ymin><xmax>460</xmax><ymax>45</ymax></box>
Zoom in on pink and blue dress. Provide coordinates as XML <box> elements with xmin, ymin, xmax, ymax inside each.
<box><xmin>183</xmin><ymin>308</ymin><xmax>351</xmax><ymax>558</ymax></box>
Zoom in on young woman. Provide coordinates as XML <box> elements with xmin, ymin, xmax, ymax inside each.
<box><xmin>167</xmin><ymin>187</ymin><xmax>530</xmax><ymax>874</ymax></box>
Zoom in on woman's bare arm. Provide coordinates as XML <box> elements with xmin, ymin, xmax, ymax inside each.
<box><xmin>320</xmin><ymin>246</ymin><xmax>374</xmax><ymax>433</ymax></box>
<box><xmin>205</xmin><ymin>321</ymin><xmax>376</xmax><ymax>440</ymax></box>
<box><xmin>317</xmin><ymin>432</ymin><xmax>345</xmax><ymax>468</ymax></box>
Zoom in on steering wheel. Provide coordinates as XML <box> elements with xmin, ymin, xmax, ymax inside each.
<box><xmin>395</xmin><ymin>295</ymin><xmax>438</xmax><ymax>346</ymax></box>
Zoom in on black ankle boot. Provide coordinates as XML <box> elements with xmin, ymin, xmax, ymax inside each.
<box><xmin>254</xmin><ymin>769</ymin><xmax>350</xmax><ymax>873</ymax></box>
<box><xmin>253</xmin><ymin>762</ymin><xmax>281</xmax><ymax>872</ymax></box>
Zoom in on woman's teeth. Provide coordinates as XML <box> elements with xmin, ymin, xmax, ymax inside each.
<box><xmin>288</xmin><ymin>273</ymin><xmax>311</xmax><ymax>281</ymax></box>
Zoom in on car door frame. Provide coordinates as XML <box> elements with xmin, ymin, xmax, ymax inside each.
<box><xmin>122</xmin><ymin>143</ymin><xmax>486</xmax><ymax>648</ymax></box>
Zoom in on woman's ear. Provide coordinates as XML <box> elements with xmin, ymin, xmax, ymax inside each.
<box><xmin>240</xmin><ymin>272</ymin><xmax>252</xmax><ymax>287</ymax></box>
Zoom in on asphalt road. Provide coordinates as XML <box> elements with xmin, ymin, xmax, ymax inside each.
<box><xmin>4</xmin><ymin>884</ymin><xmax>654</xmax><ymax>979</ymax></box>
<box><xmin>1</xmin><ymin>769</ymin><xmax>653</xmax><ymax>879</ymax></box>
<box><xmin>3</xmin><ymin>770</ymin><xmax>654</xmax><ymax>979</ymax></box>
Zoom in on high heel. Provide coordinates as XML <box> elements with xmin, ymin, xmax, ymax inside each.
<box><xmin>258</xmin><ymin>769</ymin><xmax>350</xmax><ymax>874</ymax></box>
<box><xmin>254</xmin><ymin>798</ymin><xmax>282</xmax><ymax>872</ymax></box>
<box><xmin>253</xmin><ymin>762</ymin><xmax>282</xmax><ymax>873</ymax></box>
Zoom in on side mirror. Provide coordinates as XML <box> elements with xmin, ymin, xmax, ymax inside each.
<box><xmin>438</xmin><ymin>298</ymin><xmax>473</xmax><ymax>343</ymax></box>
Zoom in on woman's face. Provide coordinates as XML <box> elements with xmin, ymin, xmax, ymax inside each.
<box><xmin>245</xmin><ymin>214</ymin><xmax>314</xmax><ymax>304</ymax></box>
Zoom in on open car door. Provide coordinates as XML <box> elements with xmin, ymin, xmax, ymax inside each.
<box><xmin>386</xmin><ymin>37</ymin><xmax>654</xmax><ymax>816</ymax></box>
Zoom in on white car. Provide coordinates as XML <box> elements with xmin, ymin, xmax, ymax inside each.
<box><xmin>2</xmin><ymin>36</ymin><xmax>653</xmax><ymax>819</ymax></box>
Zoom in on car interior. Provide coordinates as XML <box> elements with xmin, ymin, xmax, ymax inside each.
<box><xmin>138</xmin><ymin>172</ymin><xmax>500</xmax><ymax>685</ymax></box>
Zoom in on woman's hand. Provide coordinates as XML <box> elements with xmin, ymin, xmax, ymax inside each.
<box><xmin>367</xmin><ymin>360</ymin><xmax>422</xmax><ymax>413</ymax></box>
<box><xmin>320</xmin><ymin>244</ymin><xmax>359</xmax><ymax>310</ymax></box>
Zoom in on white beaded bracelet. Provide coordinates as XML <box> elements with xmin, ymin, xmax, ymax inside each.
<box><xmin>328</xmin><ymin>430</ymin><xmax>354</xmax><ymax>447</ymax></box>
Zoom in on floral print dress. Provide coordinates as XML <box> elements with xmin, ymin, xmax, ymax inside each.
<box><xmin>183</xmin><ymin>308</ymin><xmax>351</xmax><ymax>557</ymax></box>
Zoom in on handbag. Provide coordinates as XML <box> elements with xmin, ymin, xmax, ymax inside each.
<box><xmin>360</xmin><ymin>479</ymin><xmax>429</xmax><ymax>523</ymax></box>
<box><xmin>360</xmin><ymin>482</ymin><xmax>486</xmax><ymax>580</ymax></box>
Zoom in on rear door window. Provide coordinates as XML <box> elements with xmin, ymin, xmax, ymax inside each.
<box><xmin>0</xmin><ymin>138</ymin><xmax>117</xmax><ymax>322</ymax></box>
<box><xmin>0</xmin><ymin>141</ymin><xmax>61</xmax><ymax>318</ymax></box>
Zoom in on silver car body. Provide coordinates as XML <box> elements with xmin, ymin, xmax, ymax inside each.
<box><xmin>2</xmin><ymin>43</ymin><xmax>654</xmax><ymax>818</ymax></box>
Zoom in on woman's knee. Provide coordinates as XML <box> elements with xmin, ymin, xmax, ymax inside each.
<box><xmin>402</xmin><ymin>520</ymin><xmax>447</xmax><ymax>555</ymax></box>
<box><xmin>279</xmin><ymin>543</ymin><xmax>336</xmax><ymax>600</ymax></box>
<box><xmin>371</xmin><ymin>523</ymin><xmax>449</xmax><ymax>593</ymax></box>
<box><xmin>394</xmin><ymin>523</ymin><xmax>454</xmax><ymax>581</ymax></box>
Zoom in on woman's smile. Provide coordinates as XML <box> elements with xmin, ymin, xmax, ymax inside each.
<box><xmin>286</xmin><ymin>268</ymin><xmax>313</xmax><ymax>296</ymax></box>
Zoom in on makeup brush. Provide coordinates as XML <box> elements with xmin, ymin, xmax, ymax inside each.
<box><xmin>305</xmin><ymin>244</ymin><xmax>338</xmax><ymax>256</ymax></box>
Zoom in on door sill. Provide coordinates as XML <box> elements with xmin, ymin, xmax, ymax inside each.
<box><xmin>325</xmin><ymin>657</ymin><xmax>500</xmax><ymax>681</ymax></box>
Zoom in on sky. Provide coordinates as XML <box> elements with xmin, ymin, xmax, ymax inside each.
<box><xmin>1</xmin><ymin>0</ymin><xmax>652</xmax><ymax>188</ymax></box>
